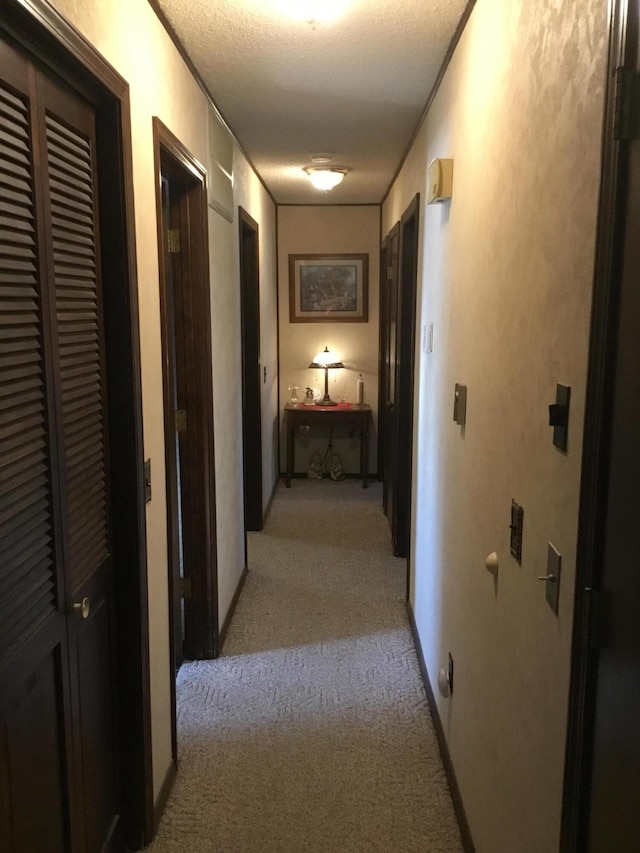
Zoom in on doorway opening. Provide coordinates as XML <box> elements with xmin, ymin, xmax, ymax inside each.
<box><xmin>238</xmin><ymin>207</ymin><xmax>263</xmax><ymax>534</ymax></box>
<box><xmin>380</xmin><ymin>196</ymin><xmax>420</xmax><ymax>580</ymax></box>
<box><xmin>562</xmin><ymin>1</ymin><xmax>640</xmax><ymax>849</ymax></box>
<box><xmin>153</xmin><ymin>119</ymin><xmax>219</xmax><ymax>766</ymax></box>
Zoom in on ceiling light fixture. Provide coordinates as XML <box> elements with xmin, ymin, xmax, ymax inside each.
<box><xmin>304</xmin><ymin>165</ymin><xmax>349</xmax><ymax>191</ymax></box>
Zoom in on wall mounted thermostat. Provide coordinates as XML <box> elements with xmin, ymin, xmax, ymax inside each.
<box><xmin>427</xmin><ymin>158</ymin><xmax>453</xmax><ymax>204</ymax></box>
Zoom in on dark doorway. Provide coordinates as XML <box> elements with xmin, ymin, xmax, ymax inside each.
<box><xmin>0</xmin><ymin>11</ymin><xmax>151</xmax><ymax>850</ymax></box>
<box><xmin>381</xmin><ymin>222</ymin><xmax>400</xmax><ymax>518</ymax></box>
<box><xmin>238</xmin><ymin>207</ymin><xmax>263</xmax><ymax>532</ymax></box>
<box><xmin>153</xmin><ymin>120</ymin><xmax>219</xmax><ymax>759</ymax></box>
<box><xmin>562</xmin><ymin>1</ymin><xmax>640</xmax><ymax>850</ymax></box>
<box><xmin>382</xmin><ymin>196</ymin><xmax>420</xmax><ymax>568</ymax></box>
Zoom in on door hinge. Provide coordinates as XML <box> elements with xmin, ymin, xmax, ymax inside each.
<box><xmin>388</xmin><ymin>265</ymin><xmax>393</xmax><ymax>280</ymax></box>
<box><xmin>179</xmin><ymin>577</ymin><xmax>192</xmax><ymax>599</ymax></box>
<box><xmin>175</xmin><ymin>409</ymin><xmax>188</xmax><ymax>432</ymax></box>
<box><xmin>613</xmin><ymin>67</ymin><xmax>640</xmax><ymax>141</ymax></box>
<box><xmin>167</xmin><ymin>228</ymin><xmax>181</xmax><ymax>253</ymax></box>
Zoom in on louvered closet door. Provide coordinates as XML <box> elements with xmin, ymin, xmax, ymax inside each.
<box><xmin>0</xmin><ymin>39</ymin><xmax>119</xmax><ymax>853</ymax></box>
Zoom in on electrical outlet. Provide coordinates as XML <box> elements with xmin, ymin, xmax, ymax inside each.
<box><xmin>448</xmin><ymin>653</ymin><xmax>454</xmax><ymax>695</ymax></box>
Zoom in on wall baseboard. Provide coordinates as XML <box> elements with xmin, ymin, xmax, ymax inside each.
<box><xmin>153</xmin><ymin>760</ymin><xmax>177</xmax><ymax>836</ymax></box>
<box><xmin>218</xmin><ymin>566</ymin><xmax>249</xmax><ymax>652</ymax></box>
<box><xmin>407</xmin><ymin>603</ymin><xmax>476</xmax><ymax>853</ymax></box>
<box><xmin>263</xmin><ymin>476</ymin><xmax>279</xmax><ymax>525</ymax></box>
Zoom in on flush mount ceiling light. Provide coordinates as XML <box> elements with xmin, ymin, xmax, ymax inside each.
<box><xmin>304</xmin><ymin>165</ymin><xmax>349</xmax><ymax>191</ymax></box>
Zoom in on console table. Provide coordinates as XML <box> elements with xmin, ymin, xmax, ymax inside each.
<box><xmin>284</xmin><ymin>403</ymin><xmax>372</xmax><ymax>488</ymax></box>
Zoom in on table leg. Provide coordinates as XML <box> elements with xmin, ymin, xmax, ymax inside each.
<box><xmin>361</xmin><ymin>419</ymin><xmax>369</xmax><ymax>489</ymax></box>
<box><xmin>286</xmin><ymin>420</ymin><xmax>294</xmax><ymax>487</ymax></box>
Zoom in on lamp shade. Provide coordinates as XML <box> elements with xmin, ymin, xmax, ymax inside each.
<box><xmin>309</xmin><ymin>347</ymin><xmax>343</xmax><ymax>369</ymax></box>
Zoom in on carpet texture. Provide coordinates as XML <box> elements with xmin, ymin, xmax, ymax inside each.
<box><xmin>149</xmin><ymin>479</ymin><xmax>463</xmax><ymax>852</ymax></box>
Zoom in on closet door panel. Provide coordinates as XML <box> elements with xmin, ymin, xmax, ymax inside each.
<box><xmin>0</xmin><ymin>43</ymin><xmax>71</xmax><ymax>853</ymax></box>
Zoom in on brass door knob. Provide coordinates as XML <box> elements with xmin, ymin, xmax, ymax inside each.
<box><xmin>73</xmin><ymin>597</ymin><xmax>91</xmax><ymax>619</ymax></box>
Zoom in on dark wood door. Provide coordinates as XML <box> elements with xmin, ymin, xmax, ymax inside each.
<box><xmin>238</xmin><ymin>207</ymin><xmax>262</xmax><ymax>532</ymax></box>
<box><xmin>392</xmin><ymin>196</ymin><xmax>420</xmax><ymax>564</ymax></box>
<box><xmin>382</xmin><ymin>223</ymin><xmax>400</xmax><ymax>520</ymax></box>
<box><xmin>0</xmin><ymin>39</ymin><xmax>119</xmax><ymax>853</ymax></box>
<box><xmin>153</xmin><ymin>117</ymin><xmax>219</xmax><ymax>676</ymax></box>
<box><xmin>383</xmin><ymin>196</ymin><xmax>420</xmax><ymax>562</ymax></box>
<box><xmin>160</xmin><ymin>175</ymin><xmax>185</xmax><ymax>672</ymax></box>
<box><xmin>582</xmin><ymin>31</ymin><xmax>640</xmax><ymax>849</ymax></box>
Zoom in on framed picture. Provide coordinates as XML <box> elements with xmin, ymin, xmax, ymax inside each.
<box><xmin>289</xmin><ymin>253</ymin><xmax>369</xmax><ymax>323</ymax></box>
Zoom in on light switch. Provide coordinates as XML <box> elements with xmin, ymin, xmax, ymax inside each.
<box><xmin>144</xmin><ymin>458</ymin><xmax>152</xmax><ymax>503</ymax></box>
<box><xmin>549</xmin><ymin>384</ymin><xmax>570</xmax><ymax>451</ymax></box>
<box><xmin>453</xmin><ymin>383</ymin><xmax>467</xmax><ymax>425</ymax></box>
<box><xmin>540</xmin><ymin>543</ymin><xmax>562</xmax><ymax>614</ymax></box>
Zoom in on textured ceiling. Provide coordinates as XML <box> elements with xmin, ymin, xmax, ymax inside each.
<box><xmin>153</xmin><ymin>0</ymin><xmax>470</xmax><ymax>203</ymax></box>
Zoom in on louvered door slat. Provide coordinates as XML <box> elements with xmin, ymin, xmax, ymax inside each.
<box><xmin>46</xmin><ymin>112</ymin><xmax>108</xmax><ymax>589</ymax></box>
<box><xmin>0</xmin><ymin>81</ymin><xmax>56</xmax><ymax>659</ymax></box>
<box><xmin>0</xmin><ymin>517</ymin><xmax>50</xmax><ymax>568</ymax></box>
<box><xmin>0</xmin><ymin>576</ymin><xmax>55</xmax><ymax>650</ymax></box>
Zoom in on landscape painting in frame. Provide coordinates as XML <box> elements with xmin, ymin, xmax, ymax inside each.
<box><xmin>289</xmin><ymin>254</ymin><xmax>369</xmax><ymax>322</ymax></box>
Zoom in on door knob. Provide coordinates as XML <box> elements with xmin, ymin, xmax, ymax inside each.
<box><xmin>73</xmin><ymin>597</ymin><xmax>91</xmax><ymax>619</ymax></box>
<box><xmin>386</xmin><ymin>401</ymin><xmax>394</xmax><ymax>410</ymax></box>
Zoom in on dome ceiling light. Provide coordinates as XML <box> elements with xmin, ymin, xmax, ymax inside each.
<box><xmin>303</xmin><ymin>156</ymin><xmax>349</xmax><ymax>191</ymax></box>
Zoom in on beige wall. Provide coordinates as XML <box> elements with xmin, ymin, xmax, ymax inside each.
<box><xmin>48</xmin><ymin>0</ymin><xmax>278</xmax><ymax>803</ymax></box>
<box><xmin>383</xmin><ymin>0</ymin><xmax>608</xmax><ymax>850</ymax></box>
<box><xmin>277</xmin><ymin>205</ymin><xmax>380</xmax><ymax>474</ymax></box>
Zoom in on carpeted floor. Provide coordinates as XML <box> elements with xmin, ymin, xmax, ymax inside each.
<box><xmin>148</xmin><ymin>479</ymin><xmax>463</xmax><ymax>852</ymax></box>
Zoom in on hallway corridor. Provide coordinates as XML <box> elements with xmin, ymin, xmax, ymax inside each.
<box><xmin>149</xmin><ymin>480</ymin><xmax>463</xmax><ymax>852</ymax></box>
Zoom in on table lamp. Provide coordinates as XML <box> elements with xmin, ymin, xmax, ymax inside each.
<box><xmin>309</xmin><ymin>346</ymin><xmax>343</xmax><ymax>406</ymax></box>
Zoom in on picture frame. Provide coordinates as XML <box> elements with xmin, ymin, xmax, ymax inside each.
<box><xmin>288</xmin><ymin>253</ymin><xmax>369</xmax><ymax>323</ymax></box>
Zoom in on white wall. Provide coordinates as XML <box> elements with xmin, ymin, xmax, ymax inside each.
<box><xmin>277</xmin><ymin>205</ymin><xmax>380</xmax><ymax>474</ymax></box>
<box><xmin>383</xmin><ymin>0</ymin><xmax>608</xmax><ymax>850</ymax></box>
<box><xmin>48</xmin><ymin>0</ymin><xmax>278</xmax><ymax>803</ymax></box>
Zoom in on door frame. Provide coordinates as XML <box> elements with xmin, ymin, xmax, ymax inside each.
<box><xmin>238</xmin><ymin>206</ymin><xmax>263</xmax><ymax>533</ymax></box>
<box><xmin>561</xmin><ymin>0</ymin><xmax>630</xmax><ymax>849</ymax></box>
<box><xmin>0</xmin><ymin>0</ymin><xmax>154</xmax><ymax>846</ymax></box>
<box><xmin>153</xmin><ymin>118</ymin><xmax>219</xmax><ymax>767</ymax></box>
<box><xmin>381</xmin><ymin>221</ymin><xmax>400</xmax><ymax>517</ymax></box>
<box><xmin>393</xmin><ymin>194</ymin><xmax>420</xmax><ymax>572</ymax></box>
<box><xmin>377</xmin><ymin>236</ymin><xmax>389</xmax><ymax>484</ymax></box>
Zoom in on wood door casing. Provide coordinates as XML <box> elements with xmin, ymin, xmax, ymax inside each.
<box><xmin>392</xmin><ymin>195</ymin><xmax>420</xmax><ymax>566</ymax></box>
<box><xmin>153</xmin><ymin>120</ymin><xmax>219</xmax><ymax>785</ymax></box>
<box><xmin>0</xmin><ymin>38</ymin><xmax>119</xmax><ymax>853</ymax></box>
<box><xmin>239</xmin><ymin>207</ymin><xmax>263</xmax><ymax>533</ymax></box>
<box><xmin>382</xmin><ymin>222</ymin><xmax>400</xmax><ymax>520</ymax></box>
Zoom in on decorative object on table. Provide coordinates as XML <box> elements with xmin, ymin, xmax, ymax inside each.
<box><xmin>356</xmin><ymin>373</ymin><xmax>364</xmax><ymax>404</ymax></box>
<box><xmin>289</xmin><ymin>253</ymin><xmax>368</xmax><ymax>322</ymax></box>
<box><xmin>288</xmin><ymin>385</ymin><xmax>299</xmax><ymax>404</ymax></box>
<box><xmin>304</xmin><ymin>386</ymin><xmax>317</xmax><ymax>404</ymax></box>
<box><xmin>309</xmin><ymin>346</ymin><xmax>343</xmax><ymax>406</ymax></box>
<box><xmin>328</xmin><ymin>453</ymin><xmax>345</xmax><ymax>481</ymax></box>
<box><xmin>307</xmin><ymin>452</ymin><xmax>323</xmax><ymax>480</ymax></box>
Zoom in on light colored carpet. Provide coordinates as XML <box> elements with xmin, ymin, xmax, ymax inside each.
<box><xmin>148</xmin><ymin>479</ymin><xmax>463</xmax><ymax>852</ymax></box>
